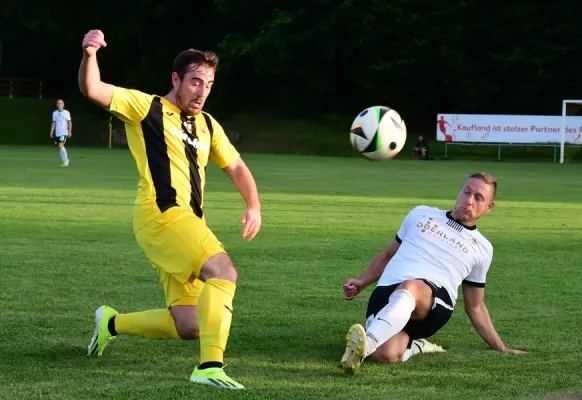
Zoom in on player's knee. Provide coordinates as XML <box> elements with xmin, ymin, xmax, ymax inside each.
<box><xmin>200</xmin><ymin>253</ymin><xmax>238</xmax><ymax>283</ymax></box>
<box><xmin>370</xmin><ymin>348</ymin><xmax>403</xmax><ymax>364</ymax></box>
<box><xmin>399</xmin><ymin>280</ymin><xmax>431</xmax><ymax>298</ymax></box>
<box><xmin>399</xmin><ymin>280</ymin><xmax>420</xmax><ymax>291</ymax></box>
<box><xmin>174</xmin><ymin>319</ymin><xmax>199</xmax><ymax>340</ymax></box>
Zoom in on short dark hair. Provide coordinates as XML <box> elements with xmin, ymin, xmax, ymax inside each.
<box><xmin>468</xmin><ymin>172</ymin><xmax>497</xmax><ymax>199</ymax></box>
<box><xmin>172</xmin><ymin>49</ymin><xmax>219</xmax><ymax>80</ymax></box>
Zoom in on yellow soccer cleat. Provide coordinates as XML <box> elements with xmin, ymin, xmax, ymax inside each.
<box><xmin>87</xmin><ymin>305</ymin><xmax>118</xmax><ymax>356</ymax></box>
<box><xmin>340</xmin><ymin>323</ymin><xmax>367</xmax><ymax>374</ymax></box>
<box><xmin>190</xmin><ymin>366</ymin><xmax>244</xmax><ymax>389</ymax></box>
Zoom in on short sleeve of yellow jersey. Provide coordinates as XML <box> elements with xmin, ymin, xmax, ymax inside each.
<box><xmin>108</xmin><ymin>86</ymin><xmax>153</xmax><ymax>125</ymax></box>
<box><xmin>208</xmin><ymin>116</ymin><xmax>240</xmax><ymax>168</ymax></box>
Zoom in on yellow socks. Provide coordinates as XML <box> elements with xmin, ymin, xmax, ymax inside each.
<box><xmin>108</xmin><ymin>278</ymin><xmax>236</xmax><ymax>365</ymax></box>
<box><xmin>113</xmin><ymin>309</ymin><xmax>180</xmax><ymax>339</ymax></box>
<box><xmin>197</xmin><ymin>278</ymin><xmax>237</xmax><ymax>364</ymax></box>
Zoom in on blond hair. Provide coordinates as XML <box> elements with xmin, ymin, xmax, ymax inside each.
<box><xmin>468</xmin><ymin>172</ymin><xmax>497</xmax><ymax>199</ymax></box>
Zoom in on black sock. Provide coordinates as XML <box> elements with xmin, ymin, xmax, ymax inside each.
<box><xmin>198</xmin><ymin>362</ymin><xmax>223</xmax><ymax>370</ymax></box>
<box><xmin>108</xmin><ymin>316</ymin><xmax>118</xmax><ymax>336</ymax></box>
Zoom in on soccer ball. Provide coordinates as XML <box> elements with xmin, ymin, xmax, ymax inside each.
<box><xmin>349</xmin><ymin>106</ymin><xmax>407</xmax><ymax>161</ymax></box>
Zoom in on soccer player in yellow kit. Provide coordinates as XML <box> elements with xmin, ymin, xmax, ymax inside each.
<box><xmin>79</xmin><ymin>30</ymin><xmax>261</xmax><ymax>390</ymax></box>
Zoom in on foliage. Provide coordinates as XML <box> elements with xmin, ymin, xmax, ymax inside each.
<box><xmin>1</xmin><ymin>0</ymin><xmax>581</xmax><ymax>133</ymax></box>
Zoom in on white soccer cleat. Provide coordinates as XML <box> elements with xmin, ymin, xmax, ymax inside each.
<box><xmin>412</xmin><ymin>338</ymin><xmax>446</xmax><ymax>354</ymax></box>
<box><xmin>340</xmin><ymin>323</ymin><xmax>367</xmax><ymax>374</ymax></box>
<box><xmin>60</xmin><ymin>160</ymin><xmax>69</xmax><ymax>167</ymax></box>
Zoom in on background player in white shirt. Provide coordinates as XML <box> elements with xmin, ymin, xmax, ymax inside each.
<box><xmin>49</xmin><ymin>99</ymin><xmax>72</xmax><ymax>167</ymax></box>
<box><xmin>341</xmin><ymin>172</ymin><xmax>525</xmax><ymax>374</ymax></box>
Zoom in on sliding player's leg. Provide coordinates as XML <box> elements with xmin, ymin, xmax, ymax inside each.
<box><xmin>364</xmin><ymin>280</ymin><xmax>434</xmax><ymax>356</ymax></box>
<box><xmin>370</xmin><ymin>332</ymin><xmax>446</xmax><ymax>363</ymax></box>
<box><xmin>369</xmin><ymin>331</ymin><xmax>410</xmax><ymax>362</ymax></box>
<box><xmin>341</xmin><ymin>279</ymin><xmax>434</xmax><ymax>373</ymax></box>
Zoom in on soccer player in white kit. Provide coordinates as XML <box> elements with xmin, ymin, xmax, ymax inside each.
<box><xmin>341</xmin><ymin>173</ymin><xmax>525</xmax><ymax>373</ymax></box>
<box><xmin>50</xmin><ymin>99</ymin><xmax>72</xmax><ymax>166</ymax></box>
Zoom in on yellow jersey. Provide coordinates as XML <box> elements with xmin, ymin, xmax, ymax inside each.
<box><xmin>107</xmin><ymin>86</ymin><xmax>240</xmax><ymax>232</ymax></box>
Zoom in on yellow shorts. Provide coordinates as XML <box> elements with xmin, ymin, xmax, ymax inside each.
<box><xmin>134</xmin><ymin>207</ymin><xmax>226</xmax><ymax>307</ymax></box>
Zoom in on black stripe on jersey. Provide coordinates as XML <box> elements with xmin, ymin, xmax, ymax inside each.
<box><xmin>395</xmin><ymin>234</ymin><xmax>402</xmax><ymax>244</ymax></box>
<box><xmin>462</xmin><ymin>280</ymin><xmax>486</xmax><ymax>288</ymax></box>
<box><xmin>181</xmin><ymin>115</ymin><xmax>204</xmax><ymax>218</ymax></box>
<box><xmin>202</xmin><ymin>112</ymin><xmax>214</xmax><ymax>140</ymax></box>
<box><xmin>201</xmin><ymin>112</ymin><xmax>214</xmax><ymax>173</ymax></box>
<box><xmin>142</xmin><ymin>96</ymin><xmax>178</xmax><ymax>212</ymax></box>
<box><xmin>446</xmin><ymin>219</ymin><xmax>464</xmax><ymax>233</ymax></box>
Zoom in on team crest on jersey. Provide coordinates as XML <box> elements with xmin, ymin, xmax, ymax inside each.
<box><xmin>182</xmin><ymin>119</ymin><xmax>194</xmax><ymax>135</ymax></box>
<box><xmin>169</xmin><ymin>127</ymin><xmax>210</xmax><ymax>152</ymax></box>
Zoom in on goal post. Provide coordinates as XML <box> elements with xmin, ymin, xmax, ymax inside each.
<box><xmin>561</xmin><ymin>100</ymin><xmax>582</xmax><ymax>164</ymax></box>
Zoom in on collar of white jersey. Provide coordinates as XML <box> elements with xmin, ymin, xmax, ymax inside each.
<box><xmin>445</xmin><ymin>211</ymin><xmax>477</xmax><ymax>231</ymax></box>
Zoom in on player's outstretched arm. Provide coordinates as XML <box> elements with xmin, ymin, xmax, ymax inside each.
<box><xmin>222</xmin><ymin>157</ymin><xmax>261</xmax><ymax>241</ymax></box>
<box><xmin>343</xmin><ymin>239</ymin><xmax>400</xmax><ymax>300</ymax></box>
<box><xmin>78</xmin><ymin>30</ymin><xmax>113</xmax><ymax>109</ymax></box>
<box><xmin>462</xmin><ymin>284</ymin><xmax>525</xmax><ymax>355</ymax></box>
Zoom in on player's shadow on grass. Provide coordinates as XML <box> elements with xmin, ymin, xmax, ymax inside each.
<box><xmin>1</xmin><ymin>342</ymin><xmax>90</xmax><ymax>372</ymax></box>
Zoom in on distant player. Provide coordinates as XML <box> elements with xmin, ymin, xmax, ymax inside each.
<box><xmin>49</xmin><ymin>99</ymin><xmax>72</xmax><ymax>166</ymax></box>
<box><xmin>79</xmin><ymin>30</ymin><xmax>262</xmax><ymax>389</ymax></box>
<box><xmin>341</xmin><ymin>172</ymin><xmax>525</xmax><ymax>373</ymax></box>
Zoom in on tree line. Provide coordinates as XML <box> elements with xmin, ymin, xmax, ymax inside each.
<box><xmin>1</xmin><ymin>0</ymin><xmax>581</xmax><ymax>133</ymax></box>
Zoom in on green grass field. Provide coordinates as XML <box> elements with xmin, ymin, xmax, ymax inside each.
<box><xmin>1</xmin><ymin>145</ymin><xmax>581</xmax><ymax>400</ymax></box>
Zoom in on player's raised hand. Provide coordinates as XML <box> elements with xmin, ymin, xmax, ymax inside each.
<box><xmin>241</xmin><ymin>206</ymin><xmax>261</xmax><ymax>241</ymax></box>
<box><xmin>344</xmin><ymin>278</ymin><xmax>365</xmax><ymax>300</ymax></box>
<box><xmin>82</xmin><ymin>30</ymin><xmax>107</xmax><ymax>56</ymax></box>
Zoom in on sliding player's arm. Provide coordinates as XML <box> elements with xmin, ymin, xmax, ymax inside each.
<box><xmin>344</xmin><ymin>206</ymin><xmax>422</xmax><ymax>300</ymax></box>
<box><xmin>344</xmin><ymin>239</ymin><xmax>400</xmax><ymax>300</ymax></box>
<box><xmin>78</xmin><ymin>30</ymin><xmax>150</xmax><ymax>125</ymax></box>
<box><xmin>462</xmin><ymin>284</ymin><xmax>524</xmax><ymax>354</ymax></box>
<box><xmin>462</xmin><ymin>250</ymin><xmax>525</xmax><ymax>355</ymax></box>
<box><xmin>210</xmin><ymin>118</ymin><xmax>261</xmax><ymax>241</ymax></box>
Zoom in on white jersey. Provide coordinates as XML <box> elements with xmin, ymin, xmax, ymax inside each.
<box><xmin>52</xmin><ymin>110</ymin><xmax>71</xmax><ymax>137</ymax></box>
<box><xmin>377</xmin><ymin>205</ymin><xmax>493</xmax><ymax>305</ymax></box>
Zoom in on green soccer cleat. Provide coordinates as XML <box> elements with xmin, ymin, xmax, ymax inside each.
<box><xmin>190</xmin><ymin>366</ymin><xmax>244</xmax><ymax>389</ymax></box>
<box><xmin>340</xmin><ymin>323</ymin><xmax>367</xmax><ymax>374</ymax></box>
<box><xmin>87</xmin><ymin>305</ymin><xmax>118</xmax><ymax>356</ymax></box>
